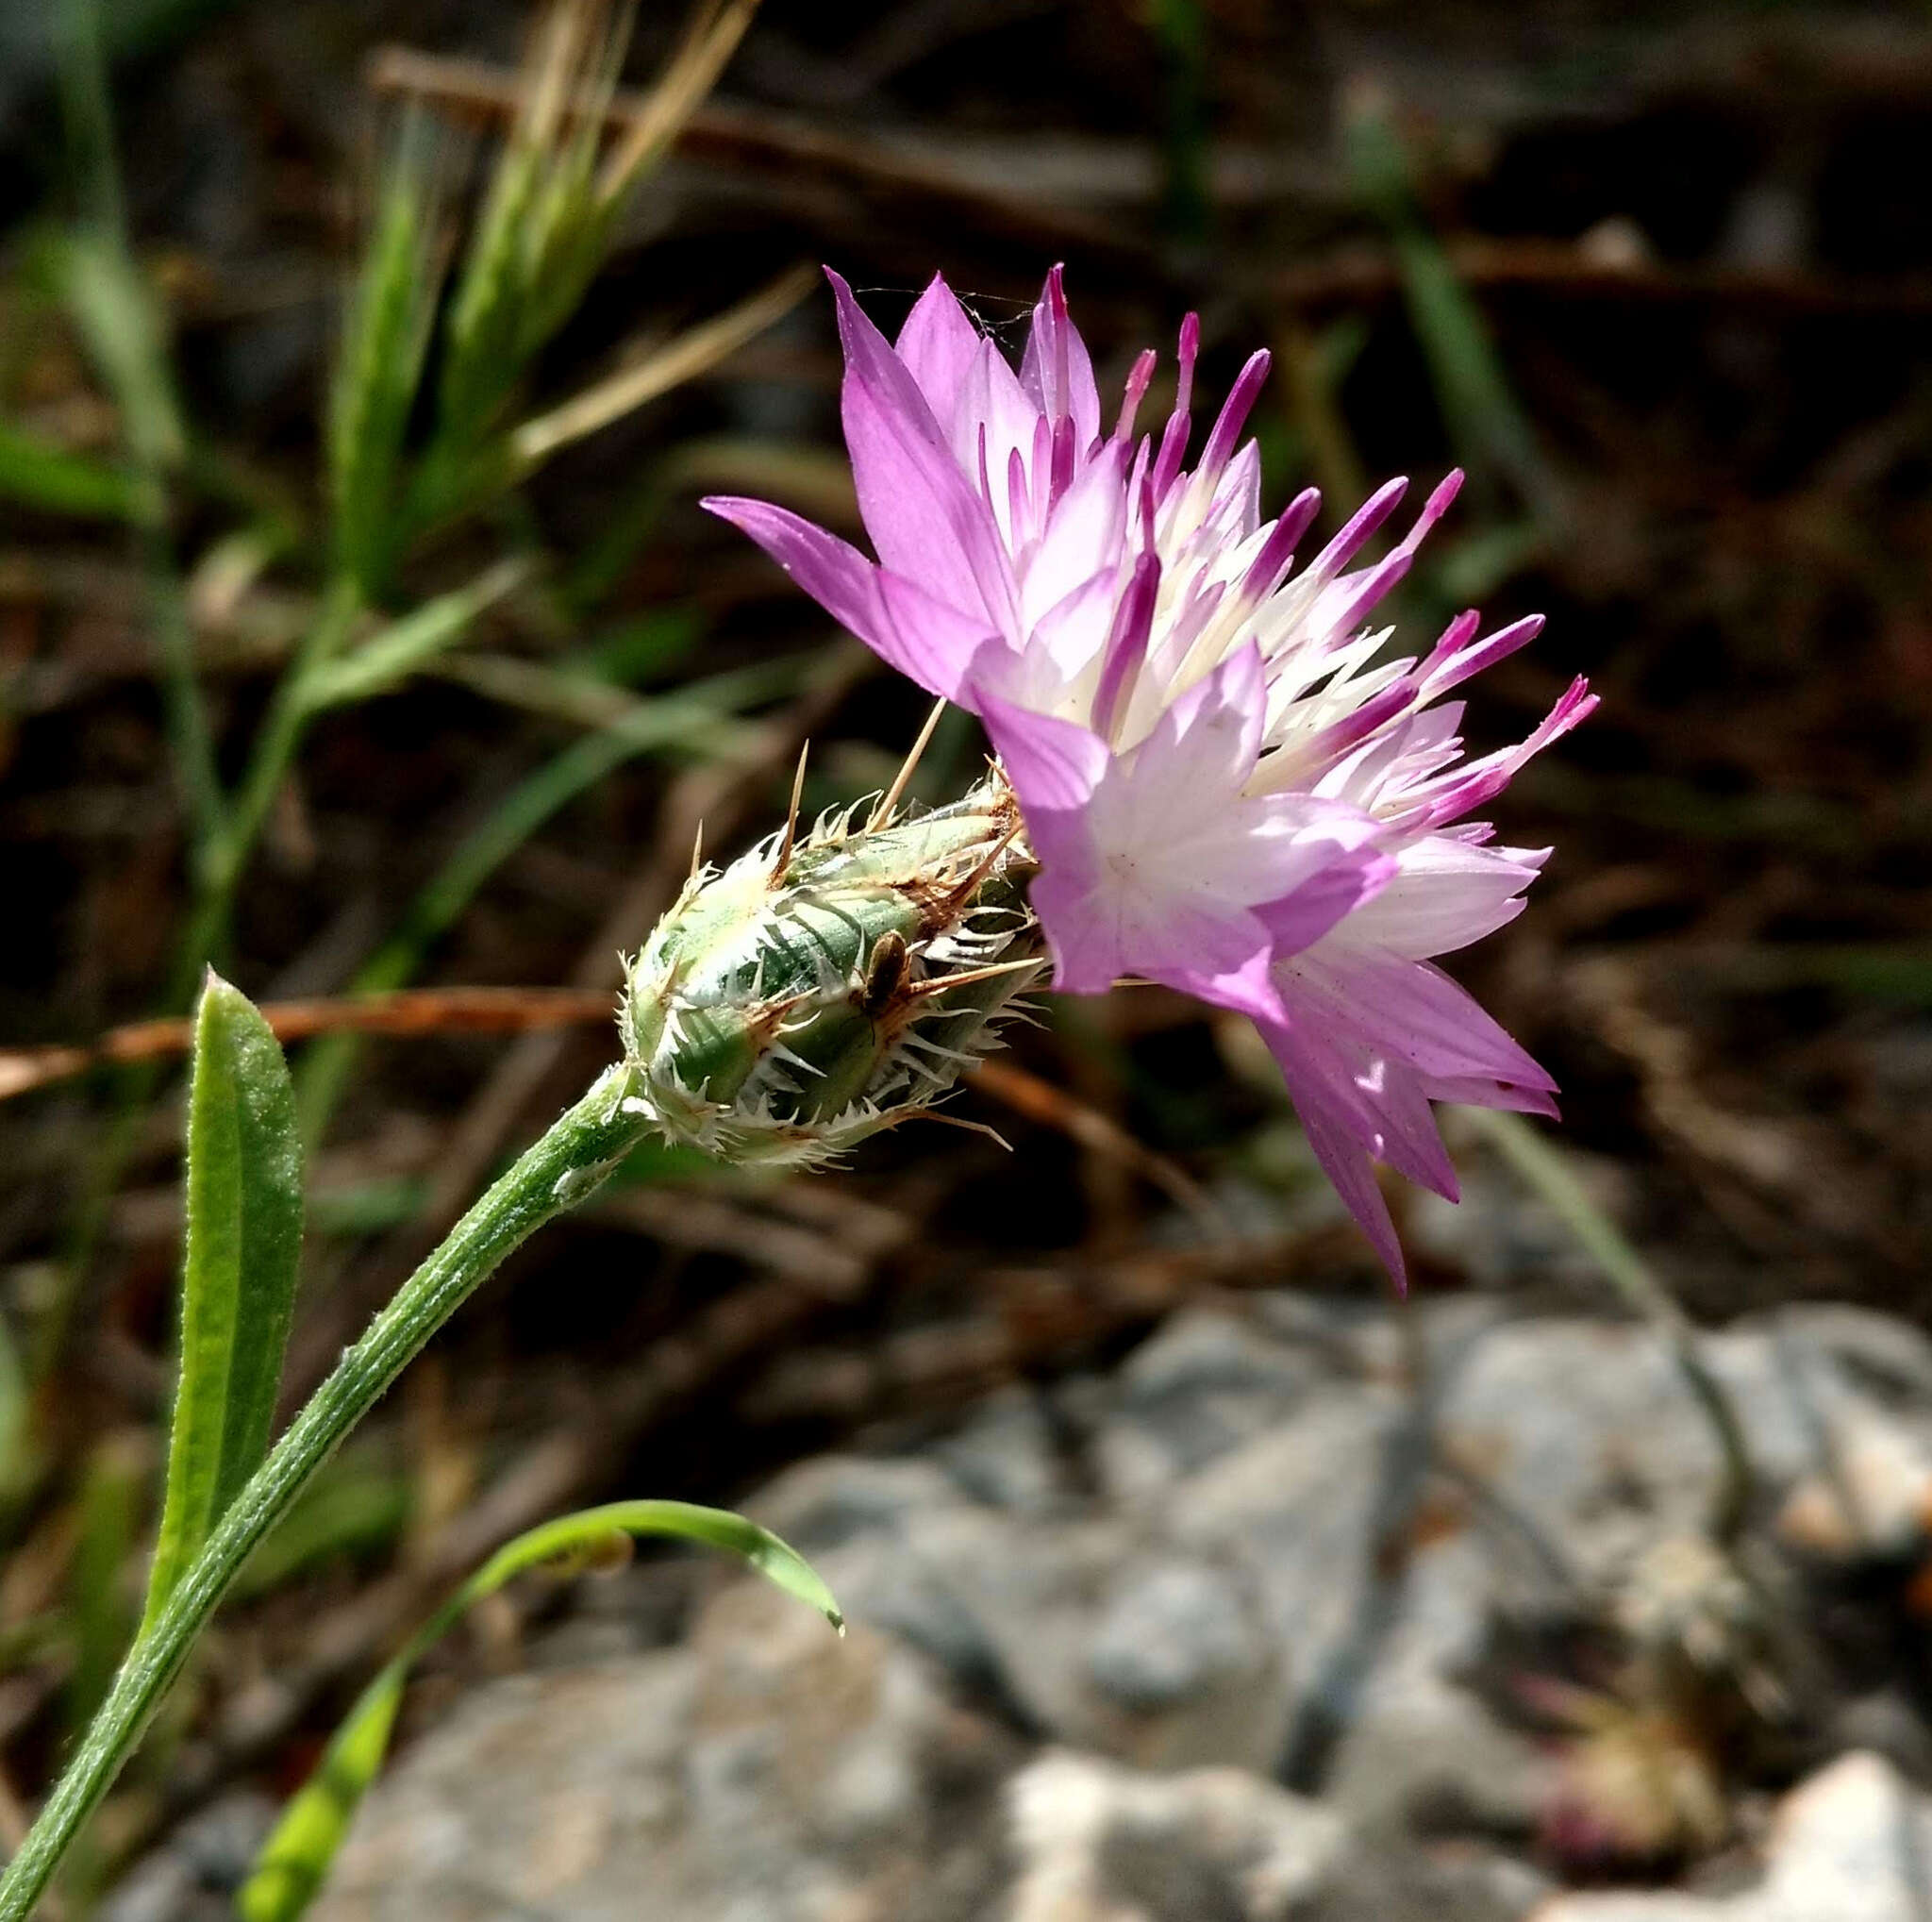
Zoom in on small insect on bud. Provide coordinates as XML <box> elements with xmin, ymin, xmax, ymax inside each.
<box><xmin>618</xmin><ymin>772</ymin><xmax>1042</xmax><ymax>1166</ymax></box>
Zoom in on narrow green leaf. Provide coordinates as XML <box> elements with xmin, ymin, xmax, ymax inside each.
<box><xmin>141</xmin><ymin>973</ymin><xmax>304</xmax><ymax>1633</ymax></box>
<box><xmin>0</xmin><ymin>1312</ymin><xmax>26</xmax><ymax>1504</ymax></box>
<box><xmin>291</xmin><ymin>658</ymin><xmax>797</xmax><ymax>1145</ymax></box>
<box><xmin>1343</xmin><ymin>103</ymin><xmax>1561</xmax><ymax>524</ymax></box>
<box><xmin>239</xmin><ymin>1500</ymin><xmax>840</xmax><ymax>1922</ymax></box>
<box><xmin>0</xmin><ymin>419</ymin><xmax>140</xmax><ymax>521</ymax></box>
<box><xmin>329</xmin><ymin>161</ymin><xmax>442</xmax><ymax>597</ymax></box>
<box><xmin>39</xmin><ymin>229</ymin><xmax>187</xmax><ymax>476</ymax></box>
<box><xmin>437</xmin><ymin>142</ymin><xmax>542</xmax><ymax>455</ymax></box>
<box><xmin>300</xmin><ymin>560</ymin><xmax>525</xmax><ymax>710</ymax></box>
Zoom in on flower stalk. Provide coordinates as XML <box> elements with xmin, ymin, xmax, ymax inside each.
<box><xmin>0</xmin><ymin>760</ymin><xmax>1049</xmax><ymax>1914</ymax></box>
<box><xmin>0</xmin><ymin>1066</ymin><xmax>650</xmax><ymax>1921</ymax></box>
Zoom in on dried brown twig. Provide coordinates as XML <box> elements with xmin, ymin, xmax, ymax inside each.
<box><xmin>365</xmin><ymin>44</ymin><xmax>1137</xmax><ymax>260</ymax></box>
<box><xmin>0</xmin><ymin>988</ymin><xmax>618</xmax><ymax>1103</ymax></box>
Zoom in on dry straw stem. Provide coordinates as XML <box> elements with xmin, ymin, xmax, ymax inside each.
<box><xmin>511</xmin><ymin>262</ymin><xmax>815</xmax><ymax>469</ymax></box>
<box><xmin>361</xmin><ymin>0</ymin><xmax>762</xmax><ymax>194</ymax></box>
<box><xmin>0</xmin><ymin>989</ymin><xmax>619</xmax><ymax>1102</ymax></box>
<box><xmin>595</xmin><ymin>0</ymin><xmax>761</xmax><ymax>197</ymax></box>
<box><xmin>366</xmin><ymin>44</ymin><xmax>1131</xmax><ymax>262</ymax></box>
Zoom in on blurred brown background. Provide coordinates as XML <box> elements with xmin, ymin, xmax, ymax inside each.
<box><xmin>2</xmin><ymin>1</ymin><xmax>1930</xmax><ymax>1911</ymax></box>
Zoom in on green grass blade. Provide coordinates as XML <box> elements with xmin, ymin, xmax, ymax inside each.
<box><xmin>329</xmin><ymin>161</ymin><xmax>442</xmax><ymax>598</ymax></box>
<box><xmin>0</xmin><ymin>418</ymin><xmax>139</xmax><ymax>520</ymax></box>
<box><xmin>300</xmin><ymin>560</ymin><xmax>525</xmax><ymax>710</ymax></box>
<box><xmin>140</xmin><ymin>974</ymin><xmax>305</xmax><ymax>1634</ymax></box>
<box><xmin>238</xmin><ymin>1500</ymin><xmax>840</xmax><ymax>1922</ymax></box>
<box><xmin>1345</xmin><ymin>101</ymin><xmax>1560</xmax><ymax>524</ymax></box>
<box><xmin>436</xmin><ymin>142</ymin><xmax>542</xmax><ymax>458</ymax></box>
<box><xmin>292</xmin><ymin>661</ymin><xmax>792</xmax><ymax>1144</ymax></box>
<box><xmin>1460</xmin><ymin>1108</ymin><xmax>1753</xmax><ymax>1542</ymax></box>
<box><xmin>38</xmin><ymin>226</ymin><xmax>224</xmax><ymax>855</ymax></box>
<box><xmin>39</xmin><ymin>229</ymin><xmax>186</xmax><ymax>478</ymax></box>
<box><xmin>0</xmin><ymin>1311</ymin><xmax>28</xmax><ymax>1507</ymax></box>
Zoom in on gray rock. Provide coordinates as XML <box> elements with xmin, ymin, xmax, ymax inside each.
<box><xmin>935</xmin><ymin>1385</ymin><xmax>1068</xmax><ymax>1516</ymax></box>
<box><xmin>300</xmin><ymin>1295</ymin><xmax>1932</xmax><ymax>1922</ymax></box>
<box><xmin>748</xmin><ymin>1452</ymin><xmax>964</xmax><ymax>1556</ymax></box>
<box><xmin>1535</xmin><ymin>1751</ymin><xmax>1932</xmax><ymax>1920</ymax></box>
<box><xmin>1080</xmin><ymin>1556</ymin><xmax>1291</xmax><ymax>1771</ymax></box>
<box><xmin>101</xmin><ymin>1795</ymin><xmax>277</xmax><ymax>1922</ymax></box>
<box><xmin>1171</xmin><ymin>1387</ymin><xmax>1407</xmax><ymax>1730</ymax></box>
<box><xmin>313</xmin><ymin>1582</ymin><xmax>1022</xmax><ymax>1922</ymax></box>
<box><xmin>1084</xmin><ymin>1560</ymin><xmax>1265</xmax><ymax>1713</ymax></box>
<box><xmin>1005</xmin><ymin>1747</ymin><xmax>1347</xmax><ymax>1922</ymax></box>
<box><xmin>1091</xmin><ymin>1309</ymin><xmax>1333</xmax><ymax>1501</ymax></box>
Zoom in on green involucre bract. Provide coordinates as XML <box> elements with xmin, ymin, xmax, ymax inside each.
<box><xmin>618</xmin><ymin>772</ymin><xmax>1041</xmax><ymax>1165</ymax></box>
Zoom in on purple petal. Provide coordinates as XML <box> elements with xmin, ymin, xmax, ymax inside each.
<box><xmin>960</xmin><ymin>337</ymin><xmax>1045</xmax><ymax>536</ymax></box>
<box><xmin>1020</xmin><ymin>264</ymin><xmax>1102</xmax><ymax>450</ymax></box>
<box><xmin>895</xmin><ymin>274</ymin><xmax>983</xmax><ymax>425</ymax></box>
<box><xmin>1090</xmin><ymin>553</ymin><xmax>1161</xmax><ymax>741</ymax></box>
<box><xmin>1024</xmin><ymin>568</ymin><xmax>1122</xmax><ymax>687</ymax></box>
<box><xmin>1257</xmin><ymin>848</ymin><xmax>1398</xmax><ymax>956</ymax></box>
<box><xmin>1286</xmin><ymin>947</ymin><xmax>1556</xmax><ymax>1092</ymax></box>
<box><xmin>1113</xmin><ymin>349</ymin><xmax>1157</xmax><ymax>443</ymax></box>
<box><xmin>1240</xmin><ymin>487</ymin><xmax>1324</xmax><ymax>601</ymax></box>
<box><xmin>706</xmin><ymin>495</ymin><xmax>1003</xmax><ymax>703</ymax></box>
<box><xmin>978</xmin><ymin>692</ymin><xmax>1108</xmax><ymax>813</ymax></box>
<box><xmin>703</xmin><ymin>494</ymin><xmax>891</xmax><ymax>652</ymax></box>
<box><xmin>1425</xmin><ymin>1075</ymin><xmax>1560</xmax><ymax>1119</ymax></box>
<box><xmin>1420</xmin><ymin>612</ymin><xmax>1545</xmax><ymax>700</ymax></box>
<box><xmin>1149</xmin><ymin>311</ymin><xmax>1200</xmax><ymax>498</ymax></box>
<box><xmin>1028</xmin><ymin>861</ymin><xmax>1124</xmax><ymax>994</ymax></box>
<box><xmin>1194</xmin><ymin>349</ymin><xmax>1271</xmax><ymax>491</ymax></box>
<box><xmin>1390</xmin><ymin>468</ymin><xmax>1463</xmax><ymax>562</ymax></box>
<box><xmin>828</xmin><ymin>271</ymin><xmax>1019</xmax><ymax>634</ymax></box>
<box><xmin>1345</xmin><ymin>837</ymin><xmax>1542</xmax><ymax>958</ymax></box>
<box><xmin>1303</xmin><ymin>476</ymin><xmax>1409</xmax><ymax>585</ymax></box>
<box><xmin>1266</xmin><ymin>1024</ymin><xmax>1409</xmax><ymax>1287</ymax></box>
<box><xmin>1168</xmin><ymin>935</ymin><xmax>1289</xmax><ymax>1025</ymax></box>
<box><xmin>874</xmin><ymin>569</ymin><xmax>1005</xmax><ymax>704</ymax></box>
<box><xmin>1019</xmin><ymin>439</ymin><xmax>1131</xmax><ymax>628</ymax></box>
<box><xmin>1411</xmin><ymin>677</ymin><xmax>1597</xmax><ymax>828</ymax></box>
<box><xmin>1156</xmin><ymin>638</ymin><xmax>1267</xmax><ymax>776</ymax></box>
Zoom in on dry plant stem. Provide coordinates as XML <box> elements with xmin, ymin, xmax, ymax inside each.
<box><xmin>0</xmin><ymin>989</ymin><xmax>622</xmax><ymax>1103</ymax></box>
<box><xmin>1462</xmin><ymin>1107</ymin><xmax>1754</xmax><ymax>1544</ymax></box>
<box><xmin>0</xmin><ymin>1065</ymin><xmax>649</xmax><ymax>1919</ymax></box>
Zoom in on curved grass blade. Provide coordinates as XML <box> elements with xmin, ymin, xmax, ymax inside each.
<box><xmin>301</xmin><ymin>559</ymin><xmax>526</xmax><ymax>711</ymax></box>
<box><xmin>0</xmin><ymin>1308</ymin><xmax>29</xmax><ymax>1510</ymax></box>
<box><xmin>329</xmin><ymin>158</ymin><xmax>443</xmax><ymax>598</ymax></box>
<box><xmin>0</xmin><ymin>419</ymin><xmax>139</xmax><ymax>521</ymax></box>
<box><xmin>139</xmin><ymin>973</ymin><xmax>304</xmax><ymax>1634</ymax></box>
<box><xmin>238</xmin><ymin>1499</ymin><xmax>841</xmax><ymax>1922</ymax></box>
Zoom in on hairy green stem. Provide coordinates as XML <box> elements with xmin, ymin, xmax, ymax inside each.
<box><xmin>0</xmin><ymin>1066</ymin><xmax>647</xmax><ymax>1919</ymax></box>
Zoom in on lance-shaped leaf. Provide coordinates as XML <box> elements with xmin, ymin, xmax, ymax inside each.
<box><xmin>238</xmin><ymin>1500</ymin><xmax>841</xmax><ymax>1922</ymax></box>
<box><xmin>141</xmin><ymin>973</ymin><xmax>304</xmax><ymax>1634</ymax></box>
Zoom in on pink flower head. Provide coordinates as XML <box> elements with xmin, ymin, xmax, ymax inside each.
<box><xmin>705</xmin><ymin>267</ymin><xmax>1594</xmax><ymax>1284</ymax></box>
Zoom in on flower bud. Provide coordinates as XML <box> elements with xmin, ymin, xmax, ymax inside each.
<box><xmin>619</xmin><ymin>774</ymin><xmax>1041</xmax><ymax>1165</ymax></box>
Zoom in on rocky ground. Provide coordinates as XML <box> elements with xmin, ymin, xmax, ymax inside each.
<box><xmin>108</xmin><ymin>1285</ymin><xmax>1932</xmax><ymax>1921</ymax></box>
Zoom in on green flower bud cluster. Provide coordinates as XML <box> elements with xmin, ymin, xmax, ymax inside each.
<box><xmin>618</xmin><ymin>772</ymin><xmax>1041</xmax><ymax>1166</ymax></box>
